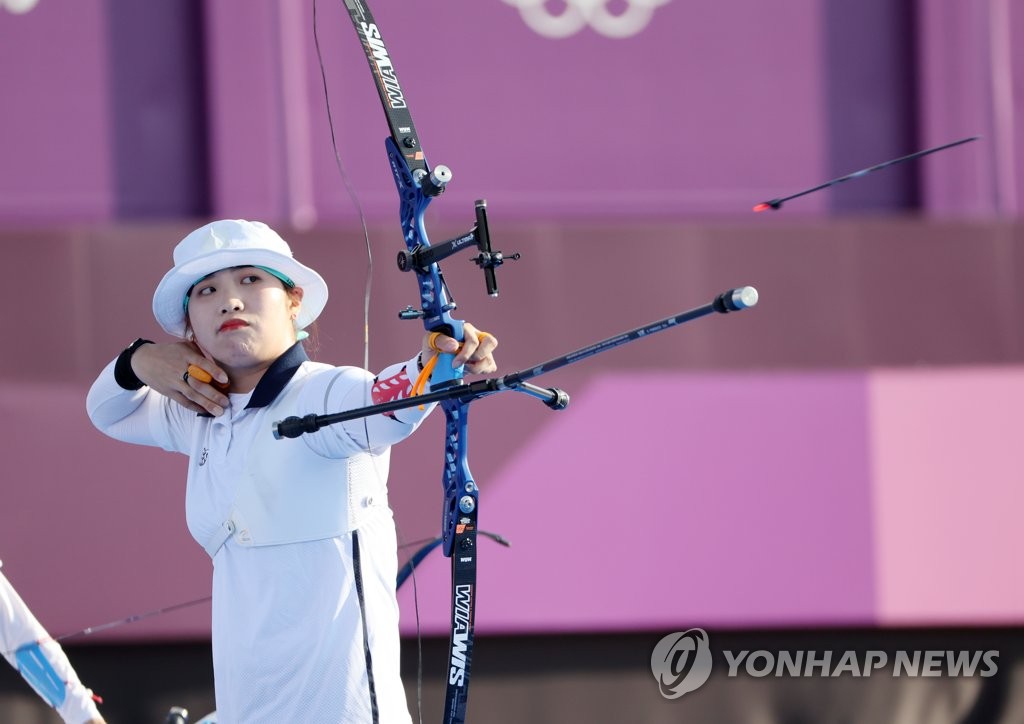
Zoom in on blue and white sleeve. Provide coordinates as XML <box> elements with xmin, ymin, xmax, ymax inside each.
<box><xmin>0</xmin><ymin>565</ymin><xmax>103</xmax><ymax>723</ymax></box>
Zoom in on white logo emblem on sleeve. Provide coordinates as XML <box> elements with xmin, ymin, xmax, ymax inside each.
<box><xmin>501</xmin><ymin>0</ymin><xmax>672</xmax><ymax>39</ymax></box>
<box><xmin>650</xmin><ymin>628</ymin><xmax>713</xmax><ymax>699</ymax></box>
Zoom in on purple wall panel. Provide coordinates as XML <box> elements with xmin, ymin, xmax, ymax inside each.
<box><xmin>823</xmin><ymin>1</ymin><xmax>918</xmax><ymax>212</ymax></box>
<box><xmin>0</xmin><ymin>1</ymin><xmax>114</xmax><ymax>221</ymax></box>
<box><xmin>397</xmin><ymin>372</ymin><xmax>876</xmax><ymax>634</ymax></box>
<box><xmin>915</xmin><ymin>0</ymin><xmax>1024</xmax><ymax>217</ymax></box>
<box><xmin>206</xmin><ymin>0</ymin><xmax>830</xmax><ymax>222</ymax></box>
<box><xmin>203</xmin><ymin>1</ymin><xmax>289</xmax><ymax>220</ymax></box>
<box><xmin>105</xmin><ymin>0</ymin><xmax>210</xmax><ymax>217</ymax></box>
<box><xmin>9</xmin><ymin>1</ymin><xmax>1024</xmax><ymax>220</ymax></box>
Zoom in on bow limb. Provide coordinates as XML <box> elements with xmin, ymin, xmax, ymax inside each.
<box><xmin>336</xmin><ymin>3</ymin><xmax>510</xmax><ymax>722</ymax></box>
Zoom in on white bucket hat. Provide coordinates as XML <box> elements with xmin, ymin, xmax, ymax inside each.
<box><xmin>152</xmin><ymin>219</ymin><xmax>328</xmax><ymax>337</ymax></box>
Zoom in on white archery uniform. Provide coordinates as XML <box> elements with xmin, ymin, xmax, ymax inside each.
<box><xmin>0</xmin><ymin>561</ymin><xmax>103</xmax><ymax>724</ymax></box>
<box><xmin>87</xmin><ymin>343</ymin><xmax>432</xmax><ymax>724</ymax></box>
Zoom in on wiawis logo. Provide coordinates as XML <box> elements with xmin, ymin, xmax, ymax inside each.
<box><xmin>343</xmin><ymin>0</ymin><xmax>367</xmax><ymax>24</ymax></box>
<box><xmin>448</xmin><ymin>584</ymin><xmax>473</xmax><ymax>686</ymax></box>
<box><xmin>359</xmin><ymin>23</ymin><xmax>407</xmax><ymax>109</ymax></box>
<box><xmin>650</xmin><ymin>628</ymin><xmax>713</xmax><ymax>699</ymax></box>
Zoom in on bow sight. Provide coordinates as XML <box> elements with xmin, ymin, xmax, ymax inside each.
<box><xmin>397</xmin><ymin>199</ymin><xmax>521</xmax><ymax>321</ymax></box>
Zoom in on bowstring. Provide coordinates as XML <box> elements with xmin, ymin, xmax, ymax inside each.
<box><xmin>312</xmin><ymin>2</ymin><xmax>426</xmax><ymax>722</ymax></box>
<box><xmin>312</xmin><ymin>0</ymin><xmax>373</xmax><ymax>373</ymax></box>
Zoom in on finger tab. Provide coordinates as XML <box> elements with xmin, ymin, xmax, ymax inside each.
<box><xmin>186</xmin><ymin>364</ymin><xmax>213</xmax><ymax>384</ymax></box>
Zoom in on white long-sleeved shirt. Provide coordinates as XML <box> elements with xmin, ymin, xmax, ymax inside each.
<box><xmin>87</xmin><ymin>343</ymin><xmax>433</xmax><ymax>723</ymax></box>
<box><xmin>0</xmin><ymin>561</ymin><xmax>102</xmax><ymax>724</ymax></box>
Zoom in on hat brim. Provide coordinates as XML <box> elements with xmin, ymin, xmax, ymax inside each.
<box><xmin>152</xmin><ymin>247</ymin><xmax>328</xmax><ymax>337</ymax></box>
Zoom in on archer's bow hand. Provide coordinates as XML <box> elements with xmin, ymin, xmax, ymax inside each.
<box><xmin>422</xmin><ymin>323</ymin><xmax>498</xmax><ymax>375</ymax></box>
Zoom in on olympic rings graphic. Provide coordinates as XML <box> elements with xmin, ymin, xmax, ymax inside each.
<box><xmin>501</xmin><ymin>0</ymin><xmax>672</xmax><ymax>39</ymax></box>
<box><xmin>1</xmin><ymin>0</ymin><xmax>40</xmax><ymax>14</ymax></box>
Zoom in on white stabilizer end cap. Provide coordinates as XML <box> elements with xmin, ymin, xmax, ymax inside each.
<box><xmin>733</xmin><ymin>286</ymin><xmax>759</xmax><ymax>309</ymax></box>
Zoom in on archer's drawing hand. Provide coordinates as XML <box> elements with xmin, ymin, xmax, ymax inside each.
<box><xmin>130</xmin><ymin>341</ymin><xmax>230</xmax><ymax>416</ymax></box>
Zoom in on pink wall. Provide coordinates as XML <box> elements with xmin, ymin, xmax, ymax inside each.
<box><xmin>0</xmin><ymin>220</ymin><xmax>1021</xmax><ymax>641</ymax></box>
<box><xmin>870</xmin><ymin>368</ymin><xmax>1024</xmax><ymax>625</ymax></box>
<box><xmin>398</xmin><ymin>372</ymin><xmax>877</xmax><ymax>634</ymax></box>
<box><xmin>0</xmin><ymin>382</ymin><xmax>211</xmax><ymax>641</ymax></box>
<box><xmin>397</xmin><ymin>367</ymin><xmax>1024</xmax><ymax>635</ymax></box>
<box><xmin>4</xmin><ymin>364</ymin><xmax>1021</xmax><ymax>640</ymax></box>
<box><xmin>0</xmin><ymin>0</ymin><xmax>1022</xmax><ymax>644</ymax></box>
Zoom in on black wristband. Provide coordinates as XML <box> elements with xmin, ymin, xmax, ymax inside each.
<box><xmin>114</xmin><ymin>338</ymin><xmax>154</xmax><ymax>390</ymax></box>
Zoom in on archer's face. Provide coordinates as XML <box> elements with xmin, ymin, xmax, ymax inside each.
<box><xmin>186</xmin><ymin>266</ymin><xmax>303</xmax><ymax>378</ymax></box>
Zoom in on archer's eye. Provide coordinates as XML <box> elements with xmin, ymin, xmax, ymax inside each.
<box><xmin>196</xmin><ymin>285</ymin><xmax>215</xmax><ymax>297</ymax></box>
<box><xmin>241</xmin><ymin>274</ymin><xmax>260</xmax><ymax>284</ymax></box>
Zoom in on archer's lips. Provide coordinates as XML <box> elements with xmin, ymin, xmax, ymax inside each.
<box><xmin>219</xmin><ymin>319</ymin><xmax>249</xmax><ymax>332</ymax></box>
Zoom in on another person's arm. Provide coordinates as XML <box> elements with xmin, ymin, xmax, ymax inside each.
<box><xmin>0</xmin><ymin>567</ymin><xmax>105</xmax><ymax>724</ymax></box>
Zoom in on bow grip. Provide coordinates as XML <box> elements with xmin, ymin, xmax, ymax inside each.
<box><xmin>429</xmin><ymin>318</ymin><xmax>466</xmax><ymax>388</ymax></box>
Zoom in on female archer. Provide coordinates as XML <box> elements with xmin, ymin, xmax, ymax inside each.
<box><xmin>87</xmin><ymin>219</ymin><xmax>497</xmax><ymax>723</ymax></box>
